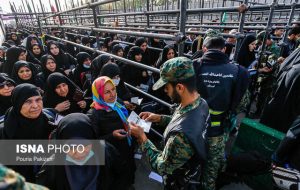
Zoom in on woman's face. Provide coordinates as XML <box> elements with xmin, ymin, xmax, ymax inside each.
<box><xmin>83</xmin><ymin>58</ymin><xmax>92</xmax><ymax>67</ymax></box>
<box><xmin>55</xmin><ymin>83</ymin><xmax>69</xmax><ymax>97</ymax></box>
<box><xmin>18</xmin><ymin>66</ymin><xmax>32</xmax><ymax>81</ymax></box>
<box><xmin>140</xmin><ymin>42</ymin><xmax>147</xmax><ymax>52</ymax></box>
<box><xmin>167</xmin><ymin>49</ymin><xmax>175</xmax><ymax>60</ymax></box>
<box><xmin>135</xmin><ymin>54</ymin><xmax>142</xmax><ymax>62</ymax></box>
<box><xmin>50</xmin><ymin>44</ymin><xmax>59</xmax><ymax>55</ymax></box>
<box><xmin>46</xmin><ymin>59</ymin><xmax>56</xmax><ymax>72</ymax></box>
<box><xmin>248</xmin><ymin>41</ymin><xmax>257</xmax><ymax>52</ymax></box>
<box><xmin>117</xmin><ymin>49</ymin><xmax>124</xmax><ymax>57</ymax></box>
<box><xmin>11</xmin><ymin>34</ymin><xmax>17</xmax><ymax>40</ymax></box>
<box><xmin>103</xmin><ymin>82</ymin><xmax>116</xmax><ymax>103</ymax></box>
<box><xmin>32</xmin><ymin>45</ymin><xmax>41</xmax><ymax>55</ymax></box>
<box><xmin>18</xmin><ymin>52</ymin><xmax>27</xmax><ymax>61</ymax></box>
<box><xmin>20</xmin><ymin>95</ymin><xmax>43</xmax><ymax>119</ymax></box>
<box><xmin>0</xmin><ymin>81</ymin><xmax>14</xmax><ymax>96</ymax></box>
<box><xmin>67</xmin><ymin>144</ymin><xmax>92</xmax><ymax>161</ymax></box>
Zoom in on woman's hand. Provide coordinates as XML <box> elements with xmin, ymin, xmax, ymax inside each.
<box><xmin>124</xmin><ymin>101</ymin><xmax>136</xmax><ymax>111</ymax></box>
<box><xmin>259</xmin><ymin>67</ymin><xmax>272</xmax><ymax>73</ymax></box>
<box><xmin>77</xmin><ymin>100</ymin><xmax>87</xmax><ymax>109</ymax></box>
<box><xmin>113</xmin><ymin>129</ymin><xmax>128</xmax><ymax>140</ymax></box>
<box><xmin>55</xmin><ymin>100</ymin><xmax>71</xmax><ymax>112</ymax></box>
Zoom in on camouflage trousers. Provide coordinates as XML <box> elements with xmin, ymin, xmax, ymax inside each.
<box><xmin>200</xmin><ymin>135</ymin><xmax>226</xmax><ymax>190</ymax></box>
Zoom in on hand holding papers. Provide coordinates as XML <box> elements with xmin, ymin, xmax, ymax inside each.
<box><xmin>127</xmin><ymin>111</ymin><xmax>152</xmax><ymax>133</ymax></box>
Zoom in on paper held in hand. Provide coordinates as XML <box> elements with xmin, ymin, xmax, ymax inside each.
<box><xmin>131</xmin><ymin>97</ymin><xmax>143</xmax><ymax>105</ymax></box>
<box><xmin>127</xmin><ymin>111</ymin><xmax>152</xmax><ymax>133</ymax></box>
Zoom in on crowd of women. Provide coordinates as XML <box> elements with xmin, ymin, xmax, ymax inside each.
<box><xmin>0</xmin><ymin>24</ymin><xmax>299</xmax><ymax>189</ymax></box>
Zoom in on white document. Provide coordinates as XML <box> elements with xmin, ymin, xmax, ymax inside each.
<box><xmin>140</xmin><ymin>84</ymin><xmax>149</xmax><ymax>92</ymax></box>
<box><xmin>131</xmin><ymin>97</ymin><xmax>143</xmax><ymax>105</ymax></box>
<box><xmin>149</xmin><ymin>172</ymin><xmax>163</xmax><ymax>183</ymax></box>
<box><xmin>134</xmin><ymin>154</ymin><xmax>142</xmax><ymax>160</ymax></box>
<box><xmin>127</xmin><ymin>111</ymin><xmax>151</xmax><ymax>133</ymax></box>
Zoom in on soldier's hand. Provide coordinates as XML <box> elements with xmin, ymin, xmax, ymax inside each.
<box><xmin>139</xmin><ymin>112</ymin><xmax>161</xmax><ymax>122</ymax></box>
<box><xmin>129</xmin><ymin>122</ymin><xmax>147</xmax><ymax>144</ymax></box>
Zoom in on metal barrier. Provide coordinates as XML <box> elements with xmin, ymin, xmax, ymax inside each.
<box><xmin>45</xmin><ymin>34</ymin><xmax>174</xmax><ymax>139</ymax></box>
<box><xmin>5</xmin><ymin>0</ymin><xmax>300</xmax><ymax>65</ymax></box>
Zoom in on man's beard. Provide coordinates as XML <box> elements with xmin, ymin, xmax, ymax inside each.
<box><xmin>170</xmin><ymin>89</ymin><xmax>181</xmax><ymax>104</ymax></box>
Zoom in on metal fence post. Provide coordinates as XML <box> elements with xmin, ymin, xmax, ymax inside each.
<box><xmin>233</xmin><ymin>0</ymin><xmax>248</xmax><ymax>62</ymax></box>
<box><xmin>258</xmin><ymin>0</ymin><xmax>278</xmax><ymax>67</ymax></box>
<box><xmin>178</xmin><ymin>0</ymin><xmax>187</xmax><ymax>56</ymax></box>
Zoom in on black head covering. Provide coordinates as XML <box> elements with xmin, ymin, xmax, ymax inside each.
<box><xmin>103</xmin><ymin>37</ymin><xmax>112</xmax><ymax>47</ymax></box>
<box><xmin>30</xmin><ymin>43</ymin><xmax>44</xmax><ymax>56</ymax></box>
<box><xmin>11</xmin><ymin>61</ymin><xmax>38</xmax><ymax>85</ymax></box>
<box><xmin>100</xmin><ymin>63</ymin><xmax>131</xmax><ymax>101</ymax></box>
<box><xmin>26</xmin><ymin>43</ymin><xmax>44</xmax><ymax>65</ymax></box>
<box><xmin>10</xmin><ymin>32</ymin><xmax>21</xmax><ymax>46</ymax></box>
<box><xmin>74</xmin><ymin>35</ymin><xmax>81</xmax><ymax>42</ymax></box>
<box><xmin>74</xmin><ymin>52</ymin><xmax>92</xmax><ymax>85</ymax></box>
<box><xmin>47</xmin><ymin>40</ymin><xmax>63</xmax><ymax>55</ymax></box>
<box><xmin>128</xmin><ymin>36</ymin><xmax>136</xmax><ymax>43</ymax></box>
<box><xmin>55</xmin><ymin>113</ymin><xmax>99</xmax><ymax>190</ymax></box>
<box><xmin>2</xmin><ymin>47</ymin><xmax>25</xmax><ymax>75</ymax></box>
<box><xmin>135</xmin><ymin>37</ymin><xmax>147</xmax><ymax>47</ymax></box>
<box><xmin>156</xmin><ymin>44</ymin><xmax>178</xmax><ymax>68</ymax></box>
<box><xmin>0</xmin><ymin>72</ymin><xmax>15</xmax><ymax>85</ymax></box>
<box><xmin>56</xmin><ymin>113</ymin><xmax>96</xmax><ymax>140</ymax></box>
<box><xmin>127</xmin><ymin>46</ymin><xmax>143</xmax><ymax>61</ymax></box>
<box><xmin>45</xmin><ymin>72</ymin><xmax>76</xmax><ymax>99</ymax></box>
<box><xmin>100</xmin><ymin>63</ymin><xmax>120</xmax><ymax>78</ymax></box>
<box><xmin>26</xmin><ymin>34</ymin><xmax>42</xmax><ymax>50</ymax></box>
<box><xmin>237</xmin><ymin>35</ymin><xmax>257</xmax><ymax>68</ymax></box>
<box><xmin>91</xmin><ymin>54</ymin><xmax>111</xmax><ymax>81</ymax></box>
<box><xmin>44</xmin><ymin>72</ymin><xmax>82</xmax><ymax>115</ymax></box>
<box><xmin>47</xmin><ymin>40</ymin><xmax>72</xmax><ymax>70</ymax></box>
<box><xmin>112</xmin><ymin>44</ymin><xmax>123</xmax><ymax>55</ymax></box>
<box><xmin>0</xmin><ymin>73</ymin><xmax>15</xmax><ymax>115</ymax></box>
<box><xmin>3</xmin><ymin>83</ymin><xmax>51</xmax><ymax>139</ymax></box>
<box><xmin>81</xmin><ymin>36</ymin><xmax>90</xmax><ymax>45</ymax></box>
<box><xmin>11</xmin><ymin>83</ymin><xmax>41</xmax><ymax>114</ymax></box>
<box><xmin>76</xmin><ymin>52</ymin><xmax>91</xmax><ymax>67</ymax></box>
<box><xmin>40</xmin><ymin>54</ymin><xmax>62</xmax><ymax>79</ymax></box>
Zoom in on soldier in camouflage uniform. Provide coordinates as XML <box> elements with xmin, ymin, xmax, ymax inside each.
<box><xmin>254</xmin><ymin>32</ymin><xmax>280</xmax><ymax>117</ymax></box>
<box><xmin>0</xmin><ymin>165</ymin><xmax>48</xmax><ymax>190</ymax></box>
<box><xmin>130</xmin><ymin>57</ymin><xmax>210</xmax><ymax>190</ymax></box>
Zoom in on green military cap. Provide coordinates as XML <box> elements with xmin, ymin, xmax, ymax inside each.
<box><xmin>204</xmin><ymin>29</ymin><xmax>221</xmax><ymax>39</ymax></box>
<box><xmin>203</xmin><ymin>29</ymin><xmax>223</xmax><ymax>47</ymax></box>
<box><xmin>152</xmin><ymin>57</ymin><xmax>195</xmax><ymax>90</ymax></box>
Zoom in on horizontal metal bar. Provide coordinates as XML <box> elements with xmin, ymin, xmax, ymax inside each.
<box><xmin>124</xmin><ymin>82</ymin><xmax>174</xmax><ymax>108</ymax></box>
<box><xmin>96</xmin><ymin>4</ymin><xmax>300</xmax><ymax>18</ymax></box>
<box><xmin>41</xmin><ymin>0</ymin><xmax>121</xmax><ymax>20</ymax></box>
<box><xmin>43</xmin><ymin>25</ymin><xmax>176</xmax><ymax>40</ymax></box>
<box><xmin>93</xmin><ymin>25</ymin><xmax>239</xmax><ymax>38</ymax></box>
<box><xmin>45</xmin><ymin>34</ymin><xmax>160</xmax><ymax>74</ymax></box>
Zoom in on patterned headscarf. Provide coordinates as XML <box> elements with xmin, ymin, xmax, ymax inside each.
<box><xmin>91</xmin><ymin>76</ymin><xmax>131</xmax><ymax>145</ymax></box>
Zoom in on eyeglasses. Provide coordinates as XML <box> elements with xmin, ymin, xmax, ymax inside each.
<box><xmin>0</xmin><ymin>82</ymin><xmax>14</xmax><ymax>89</ymax></box>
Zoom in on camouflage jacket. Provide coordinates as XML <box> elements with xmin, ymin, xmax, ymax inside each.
<box><xmin>140</xmin><ymin>96</ymin><xmax>204</xmax><ymax>176</ymax></box>
<box><xmin>0</xmin><ymin>165</ymin><xmax>48</xmax><ymax>190</ymax></box>
<box><xmin>266</xmin><ymin>41</ymin><xmax>280</xmax><ymax>59</ymax></box>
